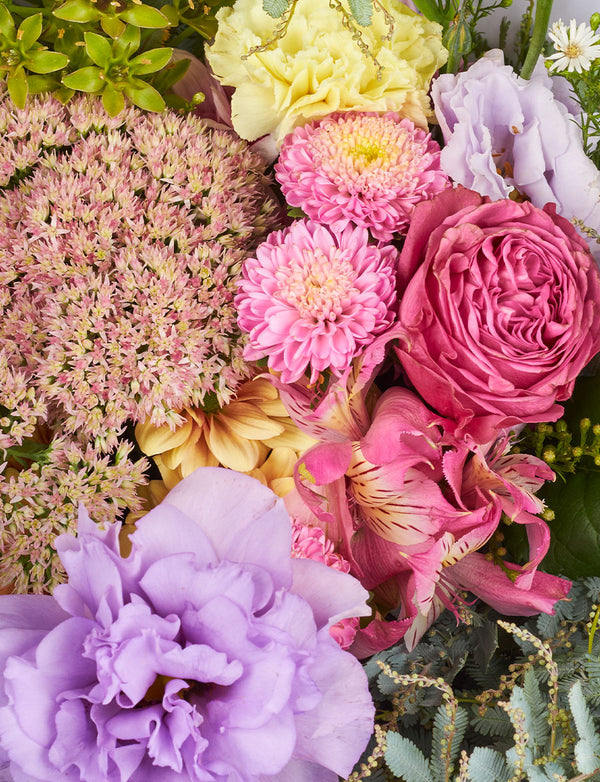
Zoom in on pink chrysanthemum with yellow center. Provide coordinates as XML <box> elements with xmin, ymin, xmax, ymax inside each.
<box><xmin>236</xmin><ymin>219</ymin><xmax>398</xmax><ymax>384</ymax></box>
<box><xmin>275</xmin><ymin>112</ymin><xmax>449</xmax><ymax>241</ymax></box>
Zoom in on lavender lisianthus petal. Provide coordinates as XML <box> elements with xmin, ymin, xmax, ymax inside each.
<box><xmin>432</xmin><ymin>50</ymin><xmax>600</xmax><ymax>260</ymax></box>
<box><xmin>0</xmin><ymin>597</ymin><xmax>68</xmax><ymax>708</ymax></box>
<box><xmin>290</xmin><ymin>558</ymin><xmax>370</xmax><ymax>631</ymax></box>
<box><xmin>157</xmin><ymin>467</ymin><xmax>293</xmax><ymax>589</ymax></box>
<box><xmin>0</xmin><ymin>468</ymin><xmax>373</xmax><ymax>782</ymax></box>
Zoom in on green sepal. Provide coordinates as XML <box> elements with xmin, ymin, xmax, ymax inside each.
<box><xmin>16</xmin><ymin>12</ymin><xmax>42</xmax><ymax>50</ymax></box>
<box><xmin>102</xmin><ymin>82</ymin><xmax>124</xmax><ymax>115</ymax></box>
<box><xmin>123</xmin><ymin>81</ymin><xmax>165</xmax><ymax>111</ymax></box>
<box><xmin>53</xmin><ymin>0</ymin><xmax>100</xmax><ymax>24</ymax></box>
<box><xmin>25</xmin><ymin>49</ymin><xmax>69</xmax><ymax>74</ymax></box>
<box><xmin>84</xmin><ymin>31</ymin><xmax>112</xmax><ymax>66</ymax></box>
<box><xmin>62</xmin><ymin>65</ymin><xmax>104</xmax><ymax>91</ymax></box>
<box><xmin>262</xmin><ymin>0</ymin><xmax>289</xmax><ymax>18</ymax></box>
<box><xmin>129</xmin><ymin>46</ymin><xmax>172</xmax><ymax>74</ymax></box>
<box><xmin>0</xmin><ymin>4</ymin><xmax>16</xmax><ymax>39</ymax></box>
<box><xmin>119</xmin><ymin>4</ymin><xmax>170</xmax><ymax>28</ymax></box>
<box><xmin>100</xmin><ymin>14</ymin><xmax>126</xmax><ymax>38</ymax></box>
<box><xmin>348</xmin><ymin>0</ymin><xmax>372</xmax><ymax>26</ymax></box>
<box><xmin>7</xmin><ymin>68</ymin><xmax>28</xmax><ymax>107</ymax></box>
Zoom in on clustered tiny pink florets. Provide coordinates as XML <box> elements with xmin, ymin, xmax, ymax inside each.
<box><xmin>0</xmin><ymin>90</ymin><xmax>279</xmax><ymax>591</ymax></box>
<box><xmin>274</xmin><ymin>111</ymin><xmax>449</xmax><ymax>241</ymax></box>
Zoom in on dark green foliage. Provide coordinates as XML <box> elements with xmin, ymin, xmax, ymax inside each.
<box><xmin>350</xmin><ymin>578</ymin><xmax>600</xmax><ymax>781</ymax></box>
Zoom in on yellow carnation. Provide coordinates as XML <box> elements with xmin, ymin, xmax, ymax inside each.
<box><xmin>206</xmin><ymin>0</ymin><xmax>448</xmax><ymax>144</ymax></box>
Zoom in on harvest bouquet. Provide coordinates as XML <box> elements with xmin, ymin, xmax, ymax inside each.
<box><xmin>1</xmin><ymin>0</ymin><xmax>600</xmax><ymax>779</ymax></box>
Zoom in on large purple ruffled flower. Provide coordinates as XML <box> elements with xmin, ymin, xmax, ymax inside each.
<box><xmin>432</xmin><ymin>50</ymin><xmax>600</xmax><ymax>261</ymax></box>
<box><xmin>0</xmin><ymin>467</ymin><xmax>373</xmax><ymax>782</ymax></box>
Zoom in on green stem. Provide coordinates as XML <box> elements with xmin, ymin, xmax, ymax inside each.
<box><xmin>520</xmin><ymin>0</ymin><xmax>553</xmax><ymax>79</ymax></box>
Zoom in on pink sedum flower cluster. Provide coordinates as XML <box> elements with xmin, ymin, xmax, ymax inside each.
<box><xmin>275</xmin><ymin>112</ymin><xmax>449</xmax><ymax>241</ymax></box>
<box><xmin>236</xmin><ymin>220</ymin><xmax>398</xmax><ymax>384</ymax></box>
<box><xmin>0</xmin><ymin>91</ymin><xmax>279</xmax><ymax>452</ymax></box>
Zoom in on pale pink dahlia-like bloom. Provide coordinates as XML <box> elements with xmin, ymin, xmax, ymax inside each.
<box><xmin>236</xmin><ymin>220</ymin><xmax>399</xmax><ymax>384</ymax></box>
<box><xmin>275</xmin><ymin>112</ymin><xmax>449</xmax><ymax>241</ymax></box>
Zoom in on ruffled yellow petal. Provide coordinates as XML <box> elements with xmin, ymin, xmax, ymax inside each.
<box><xmin>153</xmin><ymin>454</ymin><xmax>184</xmax><ymax>490</ymax></box>
<box><xmin>160</xmin><ymin>424</ymin><xmax>202</xmax><ymax>470</ymax></box>
<box><xmin>270</xmin><ymin>477</ymin><xmax>296</xmax><ymax>497</ymax></box>
<box><xmin>178</xmin><ymin>435</ymin><xmax>220</xmax><ymax>477</ymax></box>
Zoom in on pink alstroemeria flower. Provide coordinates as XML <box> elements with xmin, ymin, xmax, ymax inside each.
<box><xmin>287</xmin><ymin>367</ymin><xmax>569</xmax><ymax>655</ymax></box>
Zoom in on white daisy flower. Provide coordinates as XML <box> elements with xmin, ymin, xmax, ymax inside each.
<box><xmin>546</xmin><ymin>18</ymin><xmax>600</xmax><ymax>73</ymax></box>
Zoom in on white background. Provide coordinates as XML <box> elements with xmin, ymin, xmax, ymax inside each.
<box><xmin>479</xmin><ymin>0</ymin><xmax>599</xmax><ymax>48</ymax></box>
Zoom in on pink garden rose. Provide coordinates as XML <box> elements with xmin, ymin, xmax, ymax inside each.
<box><xmin>395</xmin><ymin>187</ymin><xmax>600</xmax><ymax>442</ymax></box>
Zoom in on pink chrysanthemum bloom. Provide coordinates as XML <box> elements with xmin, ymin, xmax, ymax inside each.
<box><xmin>0</xmin><ymin>91</ymin><xmax>279</xmax><ymax>451</ymax></box>
<box><xmin>291</xmin><ymin>519</ymin><xmax>359</xmax><ymax>649</ymax></box>
<box><xmin>236</xmin><ymin>219</ymin><xmax>398</xmax><ymax>383</ymax></box>
<box><xmin>275</xmin><ymin>112</ymin><xmax>449</xmax><ymax>241</ymax></box>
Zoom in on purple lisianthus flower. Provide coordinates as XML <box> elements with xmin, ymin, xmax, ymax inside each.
<box><xmin>0</xmin><ymin>467</ymin><xmax>374</xmax><ymax>782</ymax></box>
<box><xmin>432</xmin><ymin>50</ymin><xmax>600</xmax><ymax>260</ymax></box>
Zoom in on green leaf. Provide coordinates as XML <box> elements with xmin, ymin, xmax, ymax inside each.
<box><xmin>123</xmin><ymin>81</ymin><xmax>164</xmax><ymax>111</ymax></box>
<box><xmin>100</xmin><ymin>14</ymin><xmax>126</xmax><ymax>37</ymax></box>
<box><xmin>523</xmin><ymin>668</ymin><xmax>550</xmax><ymax>751</ymax></box>
<box><xmin>113</xmin><ymin>24</ymin><xmax>140</xmax><ymax>57</ymax></box>
<box><xmin>384</xmin><ymin>732</ymin><xmax>433</xmax><ymax>782</ymax></box>
<box><xmin>152</xmin><ymin>56</ymin><xmax>189</xmax><ymax>92</ymax></box>
<box><xmin>17</xmin><ymin>13</ymin><xmax>42</xmax><ymax>50</ymax></box>
<box><xmin>539</xmin><ymin>470</ymin><xmax>600</xmax><ymax>578</ymax></box>
<box><xmin>102</xmin><ymin>83</ymin><xmax>125</xmax><ymax>115</ymax></box>
<box><xmin>262</xmin><ymin>0</ymin><xmax>289</xmax><ymax>18</ymax></box>
<box><xmin>129</xmin><ymin>47</ymin><xmax>172</xmax><ymax>75</ymax></box>
<box><xmin>7</xmin><ymin>69</ymin><xmax>28</xmax><ymax>108</ymax></box>
<box><xmin>25</xmin><ymin>49</ymin><xmax>69</xmax><ymax>74</ymax></box>
<box><xmin>26</xmin><ymin>73</ymin><xmax>60</xmax><ymax>92</ymax></box>
<box><xmin>53</xmin><ymin>0</ymin><xmax>100</xmax><ymax>24</ymax></box>
<box><xmin>563</xmin><ymin>374</ymin><xmax>600</xmax><ymax>430</ymax></box>
<box><xmin>84</xmin><ymin>31</ymin><xmax>113</xmax><ymax>66</ymax></box>
<box><xmin>62</xmin><ymin>65</ymin><xmax>104</xmax><ymax>91</ymax></box>
<box><xmin>119</xmin><ymin>4</ymin><xmax>170</xmax><ymax>28</ymax></box>
<box><xmin>430</xmin><ymin>704</ymin><xmax>468</xmax><ymax>779</ymax></box>
<box><xmin>159</xmin><ymin>4</ymin><xmax>179</xmax><ymax>26</ymax></box>
<box><xmin>0</xmin><ymin>4</ymin><xmax>16</xmax><ymax>39</ymax></box>
<box><xmin>348</xmin><ymin>0</ymin><xmax>372</xmax><ymax>26</ymax></box>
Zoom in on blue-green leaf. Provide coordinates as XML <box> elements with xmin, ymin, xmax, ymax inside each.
<box><xmin>385</xmin><ymin>732</ymin><xmax>433</xmax><ymax>782</ymax></box>
<box><xmin>262</xmin><ymin>0</ymin><xmax>289</xmax><ymax>18</ymax></box>
<box><xmin>348</xmin><ymin>0</ymin><xmax>372</xmax><ymax>26</ymax></box>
